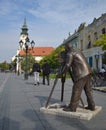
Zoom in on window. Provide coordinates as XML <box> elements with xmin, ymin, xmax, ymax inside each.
<box><xmin>87</xmin><ymin>35</ymin><xmax>91</xmax><ymax>48</ymax></box>
<box><xmin>89</xmin><ymin>57</ymin><xmax>93</xmax><ymax>67</ymax></box>
<box><xmin>80</xmin><ymin>40</ymin><xmax>83</xmax><ymax>51</ymax></box>
<box><xmin>94</xmin><ymin>32</ymin><xmax>98</xmax><ymax>40</ymax></box>
<box><xmin>88</xmin><ymin>35</ymin><xmax>90</xmax><ymax>40</ymax></box>
<box><xmin>87</xmin><ymin>41</ymin><xmax>91</xmax><ymax>48</ymax></box>
<box><xmin>102</xmin><ymin>28</ymin><xmax>106</xmax><ymax>34</ymax></box>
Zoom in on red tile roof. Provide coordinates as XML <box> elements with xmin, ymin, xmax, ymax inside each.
<box><xmin>19</xmin><ymin>47</ymin><xmax>55</xmax><ymax>56</ymax></box>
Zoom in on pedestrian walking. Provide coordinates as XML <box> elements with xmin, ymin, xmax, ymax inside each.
<box><xmin>42</xmin><ymin>60</ymin><xmax>51</xmax><ymax>85</ymax></box>
<box><xmin>100</xmin><ymin>67</ymin><xmax>106</xmax><ymax>73</ymax></box>
<box><xmin>99</xmin><ymin>67</ymin><xmax>106</xmax><ymax>80</ymax></box>
<box><xmin>32</xmin><ymin>61</ymin><xmax>41</xmax><ymax>85</ymax></box>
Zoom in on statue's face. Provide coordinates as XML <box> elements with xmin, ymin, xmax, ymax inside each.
<box><xmin>65</xmin><ymin>43</ymin><xmax>73</xmax><ymax>51</ymax></box>
<box><xmin>58</xmin><ymin>51</ymin><xmax>67</xmax><ymax>63</ymax></box>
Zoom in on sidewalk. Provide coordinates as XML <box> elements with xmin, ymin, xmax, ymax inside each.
<box><xmin>92</xmin><ymin>80</ymin><xmax>106</xmax><ymax>93</ymax></box>
<box><xmin>93</xmin><ymin>86</ymin><xmax>106</xmax><ymax>93</ymax></box>
<box><xmin>0</xmin><ymin>73</ymin><xmax>106</xmax><ymax>130</ymax></box>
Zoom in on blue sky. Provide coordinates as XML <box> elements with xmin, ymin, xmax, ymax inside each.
<box><xmin>0</xmin><ymin>0</ymin><xmax>106</xmax><ymax>63</ymax></box>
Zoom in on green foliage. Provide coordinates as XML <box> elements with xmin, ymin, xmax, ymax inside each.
<box><xmin>40</xmin><ymin>45</ymin><xmax>65</xmax><ymax>70</ymax></box>
<box><xmin>0</xmin><ymin>61</ymin><xmax>10</xmax><ymax>71</ymax></box>
<box><xmin>21</xmin><ymin>54</ymin><xmax>35</xmax><ymax>72</ymax></box>
<box><xmin>49</xmin><ymin>73</ymin><xmax>71</xmax><ymax>79</ymax></box>
<box><xmin>94</xmin><ymin>34</ymin><xmax>106</xmax><ymax>50</ymax></box>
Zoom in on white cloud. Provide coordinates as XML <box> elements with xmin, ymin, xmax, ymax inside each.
<box><xmin>27</xmin><ymin>0</ymin><xmax>106</xmax><ymax>28</ymax></box>
<box><xmin>0</xmin><ymin>0</ymin><xmax>106</xmax><ymax>62</ymax></box>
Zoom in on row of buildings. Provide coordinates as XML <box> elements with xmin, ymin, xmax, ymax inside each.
<box><xmin>62</xmin><ymin>13</ymin><xmax>106</xmax><ymax>72</ymax></box>
<box><xmin>14</xmin><ymin>13</ymin><xmax>106</xmax><ymax>73</ymax></box>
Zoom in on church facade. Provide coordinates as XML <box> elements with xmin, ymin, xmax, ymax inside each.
<box><xmin>13</xmin><ymin>19</ymin><xmax>54</xmax><ymax>74</ymax></box>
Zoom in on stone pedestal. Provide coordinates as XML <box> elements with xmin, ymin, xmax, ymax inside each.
<box><xmin>40</xmin><ymin>103</ymin><xmax>102</xmax><ymax>120</ymax></box>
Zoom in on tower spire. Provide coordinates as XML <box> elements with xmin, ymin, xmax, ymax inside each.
<box><xmin>21</xmin><ymin>18</ymin><xmax>28</xmax><ymax>35</ymax></box>
<box><xmin>23</xmin><ymin>18</ymin><xmax>27</xmax><ymax>29</ymax></box>
<box><xmin>20</xmin><ymin>18</ymin><xmax>29</xmax><ymax>50</ymax></box>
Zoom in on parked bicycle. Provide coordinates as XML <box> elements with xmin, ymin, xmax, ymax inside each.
<box><xmin>91</xmin><ymin>71</ymin><xmax>106</xmax><ymax>87</ymax></box>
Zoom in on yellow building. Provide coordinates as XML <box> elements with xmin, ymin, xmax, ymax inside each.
<box><xmin>63</xmin><ymin>13</ymin><xmax>106</xmax><ymax>71</ymax></box>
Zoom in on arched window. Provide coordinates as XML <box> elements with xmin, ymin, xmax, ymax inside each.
<box><xmin>102</xmin><ymin>28</ymin><xmax>106</xmax><ymax>34</ymax></box>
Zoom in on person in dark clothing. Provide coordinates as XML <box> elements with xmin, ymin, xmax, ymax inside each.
<box><xmin>32</xmin><ymin>61</ymin><xmax>41</xmax><ymax>85</ymax></box>
<box><xmin>61</xmin><ymin>43</ymin><xmax>95</xmax><ymax>112</ymax></box>
<box><xmin>42</xmin><ymin>60</ymin><xmax>51</xmax><ymax>85</ymax></box>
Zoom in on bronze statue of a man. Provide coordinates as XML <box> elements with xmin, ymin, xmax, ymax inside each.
<box><xmin>61</xmin><ymin>43</ymin><xmax>95</xmax><ymax>112</ymax></box>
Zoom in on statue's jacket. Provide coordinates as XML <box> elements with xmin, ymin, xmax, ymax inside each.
<box><xmin>62</xmin><ymin>48</ymin><xmax>92</xmax><ymax>82</ymax></box>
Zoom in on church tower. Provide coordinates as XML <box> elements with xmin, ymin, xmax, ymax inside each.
<box><xmin>20</xmin><ymin>18</ymin><xmax>29</xmax><ymax>50</ymax></box>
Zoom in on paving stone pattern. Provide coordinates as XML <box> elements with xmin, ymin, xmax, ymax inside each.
<box><xmin>0</xmin><ymin>73</ymin><xmax>106</xmax><ymax>130</ymax></box>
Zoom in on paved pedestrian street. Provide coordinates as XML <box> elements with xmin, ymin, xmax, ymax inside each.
<box><xmin>0</xmin><ymin>73</ymin><xmax>106</xmax><ymax>130</ymax></box>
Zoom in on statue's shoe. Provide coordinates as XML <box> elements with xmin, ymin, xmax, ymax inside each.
<box><xmin>85</xmin><ymin>106</ymin><xmax>95</xmax><ymax>111</ymax></box>
<box><xmin>63</xmin><ymin>106</ymin><xmax>76</xmax><ymax>112</ymax></box>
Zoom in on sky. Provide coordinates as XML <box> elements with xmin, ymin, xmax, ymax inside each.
<box><xmin>0</xmin><ymin>0</ymin><xmax>106</xmax><ymax>63</ymax></box>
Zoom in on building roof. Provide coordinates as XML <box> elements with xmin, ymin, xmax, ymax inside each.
<box><xmin>19</xmin><ymin>47</ymin><xmax>55</xmax><ymax>57</ymax></box>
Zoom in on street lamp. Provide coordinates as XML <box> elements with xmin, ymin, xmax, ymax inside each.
<box><xmin>19</xmin><ymin>37</ymin><xmax>35</xmax><ymax>80</ymax></box>
<box><xmin>31</xmin><ymin>40</ymin><xmax>35</xmax><ymax>49</ymax></box>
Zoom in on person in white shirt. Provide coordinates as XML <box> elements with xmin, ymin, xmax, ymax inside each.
<box><xmin>100</xmin><ymin>67</ymin><xmax>105</xmax><ymax>73</ymax></box>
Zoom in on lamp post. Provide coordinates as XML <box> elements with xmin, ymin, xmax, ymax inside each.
<box><xmin>15</xmin><ymin>54</ymin><xmax>20</xmax><ymax>76</ymax></box>
<box><xmin>19</xmin><ymin>37</ymin><xmax>35</xmax><ymax>80</ymax></box>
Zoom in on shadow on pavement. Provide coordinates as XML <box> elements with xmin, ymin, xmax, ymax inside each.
<box><xmin>0</xmin><ymin>117</ymin><xmax>20</xmax><ymax>130</ymax></box>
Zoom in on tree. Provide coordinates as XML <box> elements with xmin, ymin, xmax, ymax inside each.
<box><xmin>94</xmin><ymin>34</ymin><xmax>106</xmax><ymax>50</ymax></box>
<box><xmin>0</xmin><ymin>61</ymin><xmax>10</xmax><ymax>71</ymax></box>
<box><xmin>21</xmin><ymin>54</ymin><xmax>35</xmax><ymax>73</ymax></box>
<box><xmin>40</xmin><ymin>45</ymin><xmax>65</xmax><ymax>70</ymax></box>
<box><xmin>94</xmin><ymin>34</ymin><xmax>106</xmax><ymax>65</ymax></box>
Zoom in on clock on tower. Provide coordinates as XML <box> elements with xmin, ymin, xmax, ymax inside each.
<box><xmin>20</xmin><ymin>18</ymin><xmax>28</xmax><ymax>50</ymax></box>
